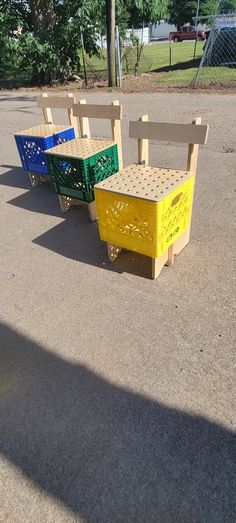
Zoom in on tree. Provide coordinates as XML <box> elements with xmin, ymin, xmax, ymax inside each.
<box><xmin>168</xmin><ymin>0</ymin><xmax>219</xmax><ymax>29</ymax></box>
<box><xmin>0</xmin><ymin>0</ymin><xmax>101</xmax><ymax>84</ymax></box>
<box><xmin>219</xmin><ymin>0</ymin><xmax>236</xmax><ymax>12</ymax></box>
<box><xmin>126</xmin><ymin>0</ymin><xmax>169</xmax><ymax>28</ymax></box>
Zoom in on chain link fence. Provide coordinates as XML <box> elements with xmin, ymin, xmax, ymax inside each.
<box><xmin>192</xmin><ymin>14</ymin><xmax>236</xmax><ymax>87</ymax></box>
<box><xmin>1</xmin><ymin>19</ymin><xmax>235</xmax><ymax>90</ymax></box>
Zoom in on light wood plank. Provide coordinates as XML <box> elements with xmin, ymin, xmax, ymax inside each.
<box><xmin>29</xmin><ymin>173</ymin><xmax>40</xmax><ymax>187</ymax></box>
<box><xmin>187</xmin><ymin>118</ymin><xmax>202</xmax><ymax>173</ymax></box>
<box><xmin>67</xmin><ymin>93</ymin><xmax>79</xmax><ymax>137</ymax></box>
<box><xmin>111</xmin><ymin>100</ymin><xmax>123</xmax><ymax>169</ymax></box>
<box><xmin>73</xmin><ymin>103</ymin><xmax>122</xmax><ymax>120</ymax></box>
<box><xmin>152</xmin><ymin>251</ymin><xmax>168</xmax><ymax>279</ymax></box>
<box><xmin>107</xmin><ymin>244</ymin><xmax>121</xmax><ymax>262</ymax></box>
<box><xmin>37</xmin><ymin>95</ymin><xmax>75</xmax><ymax>109</ymax></box>
<box><xmin>88</xmin><ymin>200</ymin><xmax>97</xmax><ymax>221</ymax></box>
<box><xmin>129</xmin><ymin>120</ymin><xmax>209</xmax><ymax>145</ymax></box>
<box><xmin>138</xmin><ymin>114</ymin><xmax>149</xmax><ymax>165</ymax></box>
<box><xmin>78</xmin><ymin>99</ymin><xmax>91</xmax><ymax>138</ymax></box>
<box><xmin>58</xmin><ymin>195</ymin><xmax>81</xmax><ymax>213</ymax></box>
<box><xmin>95</xmin><ymin>164</ymin><xmax>192</xmax><ymax>202</ymax></box>
<box><xmin>173</xmin><ymin>228</ymin><xmax>190</xmax><ymax>255</ymax></box>
<box><xmin>28</xmin><ymin>173</ymin><xmax>49</xmax><ymax>187</ymax></box>
<box><xmin>40</xmin><ymin>93</ymin><xmax>53</xmax><ymax>124</ymax></box>
<box><xmin>166</xmin><ymin>244</ymin><xmax>174</xmax><ymax>267</ymax></box>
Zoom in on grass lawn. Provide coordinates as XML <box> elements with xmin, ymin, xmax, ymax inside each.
<box><xmin>1</xmin><ymin>41</ymin><xmax>235</xmax><ymax>89</ymax></box>
<box><xmin>87</xmin><ymin>41</ymin><xmax>236</xmax><ymax>86</ymax></box>
<box><xmin>87</xmin><ymin>41</ymin><xmax>204</xmax><ymax>77</ymax></box>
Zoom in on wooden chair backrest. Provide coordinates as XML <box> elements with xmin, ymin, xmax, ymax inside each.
<box><xmin>73</xmin><ymin>99</ymin><xmax>123</xmax><ymax>168</ymax></box>
<box><xmin>36</xmin><ymin>93</ymin><xmax>78</xmax><ymax>136</ymax></box>
<box><xmin>129</xmin><ymin>116</ymin><xmax>209</xmax><ymax>174</ymax></box>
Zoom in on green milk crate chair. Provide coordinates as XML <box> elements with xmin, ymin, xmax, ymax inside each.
<box><xmin>45</xmin><ymin>99</ymin><xmax>123</xmax><ymax>221</ymax></box>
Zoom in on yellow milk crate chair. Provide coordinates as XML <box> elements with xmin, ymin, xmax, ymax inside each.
<box><xmin>45</xmin><ymin>99</ymin><xmax>123</xmax><ymax>221</ymax></box>
<box><xmin>94</xmin><ymin>115</ymin><xmax>209</xmax><ymax>279</ymax></box>
<box><xmin>14</xmin><ymin>93</ymin><xmax>78</xmax><ymax>187</ymax></box>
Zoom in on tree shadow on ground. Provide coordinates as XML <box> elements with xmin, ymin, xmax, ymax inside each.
<box><xmin>153</xmin><ymin>57</ymin><xmax>201</xmax><ymax>73</ymax></box>
<box><xmin>0</xmin><ymin>322</ymin><xmax>235</xmax><ymax>522</ymax></box>
<box><xmin>0</xmin><ymin>95</ymin><xmax>36</xmax><ymax>102</ymax></box>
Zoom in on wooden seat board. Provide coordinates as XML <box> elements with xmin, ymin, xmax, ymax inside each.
<box><xmin>46</xmin><ymin>137</ymin><xmax>115</xmax><ymax>160</ymax></box>
<box><xmin>95</xmin><ymin>164</ymin><xmax>194</xmax><ymax>202</ymax></box>
<box><xmin>15</xmin><ymin>124</ymin><xmax>73</xmax><ymax>138</ymax></box>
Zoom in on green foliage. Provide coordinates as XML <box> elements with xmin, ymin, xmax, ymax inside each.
<box><xmin>0</xmin><ymin>2</ymin><xmax>24</xmax><ymax>74</ymax></box>
<box><xmin>126</xmin><ymin>0</ymin><xmax>169</xmax><ymax>27</ymax></box>
<box><xmin>219</xmin><ymin>0</ymin><xmax>236</xmax><ymax>12</ymax></box>
<box><xmin>168</xmin><ymin>0</ymin><xmax>219</xmax><ymax>28</ymax></box>
<box><xmin>3</xmin><ymin>0</ymin><xmax>233</xmax><ymax>87</ymax></box>
<box><xmin>0</xmin><ymin>0</ymin><xmax>100</xmax><ymax>84</ymax></box>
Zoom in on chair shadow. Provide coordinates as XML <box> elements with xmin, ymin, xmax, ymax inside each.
<box><xmin>1</xmin><ymin>165</ymin><xmax>150</xmax><ymax>277</ymax></box>
<box><xmin>0</xmin><ymin>165</ymin><xmax>30</xmax><ymax>190</ymax></box>
<box><xmin>7</xmin><ymin>183</ymin><xmax>65</xmax><ymax>218</ymax></box>
<box><xmin>33</xmin><ymin>214</ymin><xmax>152</xmax><ymax>278</ymax></box>
<box><xmin>1</xmin><ymin>322</ymin><xmax>235</xmax><ymax>522</ymax></box>
<box><xmin>1</xmin><ymin>165</ymin><xmax>63</xmax><ymax>218</ymax></box>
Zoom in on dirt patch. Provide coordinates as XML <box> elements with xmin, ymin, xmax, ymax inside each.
<box><xmin>1</xmin><ymin>72</ymin><xmax>236</xmax><ymax>95</ymax></box>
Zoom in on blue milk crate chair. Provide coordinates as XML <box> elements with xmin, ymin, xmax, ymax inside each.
<box><xmin>14</xmin><ymin>93</ymin><xmax>78</xmax><ymax>187</ymax></box>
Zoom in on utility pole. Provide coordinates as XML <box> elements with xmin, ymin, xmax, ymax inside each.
<box><xmin>106</xmin><ymin>0</ymin><xmax>116</xmax><ymax>87</ymax></box>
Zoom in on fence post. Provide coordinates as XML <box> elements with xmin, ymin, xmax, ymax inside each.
<box><xmin>116</xmin><ymin>26</ymin><xmax>122</xmax><ymax>88</ymax></box>
<box><xmin>80</xmin><ymin>26</ymin><xmax>88</xmax><ymax>87</ymax></box>
<box><xmin>169</xmin><ymin>38</ymin><xmax>172</xmax><ymax>71</ymax></box>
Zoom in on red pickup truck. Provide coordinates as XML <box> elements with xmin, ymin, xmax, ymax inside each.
<box><xmin>169</xmin><ymin>26</ymin><xmax>206</xmax><ymax>43</ymax></box>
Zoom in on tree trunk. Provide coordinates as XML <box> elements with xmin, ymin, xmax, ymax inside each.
<box><xmin>29</xmin><ymin>0</ymin><xmax>55</xmax><ymax>85</ymax></box>
<box><xmin>106</xmin><ymin>0</ymin><xmax>116</xmax><ymax>87</ymax></box>
<box><xmin>29</xmin><ymin>0</ymin><xmax>55</xmax><ymax>35</ymax></box>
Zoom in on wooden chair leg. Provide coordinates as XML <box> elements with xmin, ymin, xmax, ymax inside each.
<box><xmin>58</xmin><ymin>195</ymin><xmax>72</xmax><ymax>213</ymax></box>
<box><xmin>88</xmin><ymin>200</ymin><xmax>97</xmax><ymax>222</ymax></box>
<box><xmin>39</xmin><ymin>175</ymin><xmax>50</xmax><ymax>184</ymax></box>
<box><xmin>151</xmin><ymin>251</ymin><xmax>168</xmax><ymax>279</ymax></box>
<box><xmin>107</xmin><ymin>244</ymin><xmax>121</xmax><ymax>262</ymax></box>
<box><xmin>173</xmin><ymin>227</ymin><xmax>190</xmax><ymax>255</ymax></box>
<box><xmin>29</xmin><ymin>173</ymin><xmax>40</xmax><ymax>187</ymax></box>
<box><xmin>29</xmin><ymin>173</ymin><xmax>49</xmax><ymax>187</ymax></box>
<box><xmin>166</xmin><ymin>244</ymin><xmax>174</xmax><ymax>267</ymax></box>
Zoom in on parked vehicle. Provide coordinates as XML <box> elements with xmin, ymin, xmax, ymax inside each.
<box><xmin>169</xmin><ymin>26</ymin><xmax>206</xmax><ymax>42</ymax></box>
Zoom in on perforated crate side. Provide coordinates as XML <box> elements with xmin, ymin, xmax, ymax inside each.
<box><xmin>53</xmin><ymin>127</ymin><xmax>75</xmax><ymax>146</ymax></box>
<box><xmin>15</xmin><ymin>135</ymin><xmax>53</xmax><ymax>174</ymax></box>
<box><xmin>95</xmin><ymin>176</ymin><xmax>195</xmax><ymax>259</ymax></box>
<box><xmin>95</xmin><ymin>190</ymin><xmax>158</xmax><ymax>258</ymax></box>
<box><xmin>157</xmin><ymin>176</ymin><xmax>194</xmax><ymax>256</ymax></box>
<box><xmin>46</xmin><ymin>144</ymin><xmax>119</xmax><ymax>203</ymax></box>
<box><xmin>14</xmin><ymin>127</ymin><xmax>75</xmax><ymax>175</ymax></box>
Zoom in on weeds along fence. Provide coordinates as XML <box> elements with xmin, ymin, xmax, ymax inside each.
<box><xmin>83</xmin><ymin>39</ymin><xmax>204</xmax><ymax>86</ymax></box>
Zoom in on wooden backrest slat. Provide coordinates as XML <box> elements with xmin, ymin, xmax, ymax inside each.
<box><xmin>129</xmin><ymin>120</ymin><xmax>209</xmax><ymax>145</ymax></box>
<box><xmin>73</xmin><ymin>103</ymin><xmax>122</xmax><ymax>120</ymax></box>
<box><xmin>37</xmin><ymin>95</ymin><xmax>75</xmax><ymax>109</ymax></box>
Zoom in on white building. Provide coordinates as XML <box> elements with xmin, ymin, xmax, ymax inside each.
<box><xmin>150</xmin><ymin>21</ymin><xmax>177</xmax><ymax>40</ymax></box>
<box><xmin>97</xmin><ymin>27</ymin><xmax>150</xmax><ymax>48</ymax></box>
